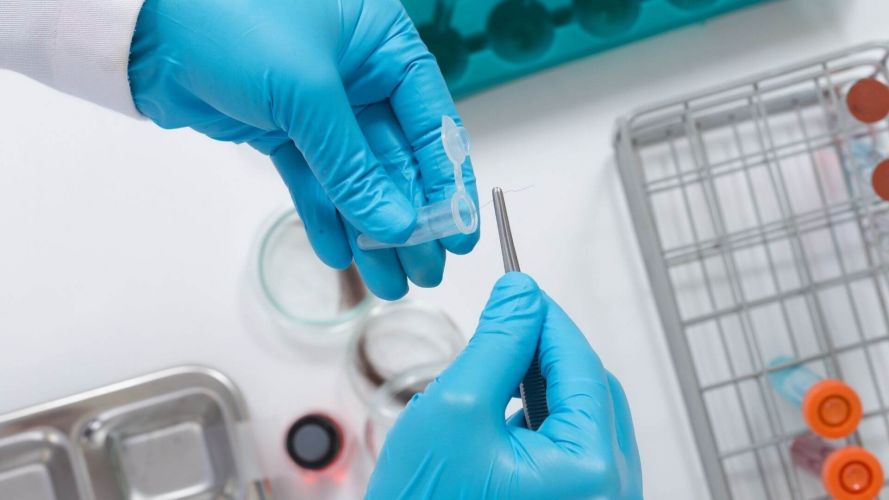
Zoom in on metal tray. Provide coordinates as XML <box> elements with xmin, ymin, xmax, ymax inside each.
<box><xmin>0</xmin><ymin>366</ymin><xmax>267</xmax><ymax>500</ymax></box>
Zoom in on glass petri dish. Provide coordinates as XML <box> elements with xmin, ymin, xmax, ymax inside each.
<box><xmin>253</xmin><ymin>208</ymin><xmax>374</xmax><ymax>344</ymax></box>
<box><xmin>347</xmin><ymin>301</ymin><xmax>464</xmax><ymax>405</ymax></box>
<box><xmin>363</xmin><ymin>363</ymin><xmax>447</xmax><ymax>460</ymax></box>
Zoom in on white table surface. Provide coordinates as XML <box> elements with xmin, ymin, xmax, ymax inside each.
<box><xmin>0</xmin><ymin>1</ymin><xmax>885</xmax><ymax>498</ymax></box>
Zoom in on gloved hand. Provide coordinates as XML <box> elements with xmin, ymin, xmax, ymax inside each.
<box><xmin>128</xmin><ymin>0</ymin><xmax>479</xmax><ymax>300</ymax></box>
<box><xmin>367</xmin><ymin>273</ymin><xmax>643</xmax><ymax>499</ymax></box>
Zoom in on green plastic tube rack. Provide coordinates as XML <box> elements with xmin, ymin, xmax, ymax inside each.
<box><xmin>402</xmin><ymin>0</ymin><xmax>772</xmax><ymax>98</ymax></box>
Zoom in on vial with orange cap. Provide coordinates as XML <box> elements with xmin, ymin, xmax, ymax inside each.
<box><xmin>767</xmin><ymin>356</ymin><xmax>863</xmax><ymax>439</ymax></box>
<box><xmin>791</xmin><ymin>433</ymin><xmax>884</xmax><ymax>500</ymax></box>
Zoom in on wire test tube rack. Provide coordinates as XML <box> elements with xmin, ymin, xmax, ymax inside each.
<box><xmin>615</xmin><ymin>42</ymin><xmax>889</xmax><ymax>499</ymax></box>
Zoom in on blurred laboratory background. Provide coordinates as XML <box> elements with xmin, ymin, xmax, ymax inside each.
<box><xmin>1</xmin><ymin>0</ymin><xmax>888</xmax><ymax>498</ymax></box>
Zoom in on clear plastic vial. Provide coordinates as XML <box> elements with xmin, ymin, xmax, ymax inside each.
<box><xmin>768</xmin><ymin>355</ymin><xmax>823</xmax><ymax>406</ymax></box>
<box><xmin>357</xmin><ymin>116</ymin><xmax>478</xmax><ymax>251</ymax></box>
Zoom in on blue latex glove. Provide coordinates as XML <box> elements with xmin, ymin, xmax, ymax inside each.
<box><xmin>128</xmin><ymin>0</ymin><xmax>479</xmax><ymax>300</ymax></box>
<box><xmin>367</xmin><ymin>273</ymin><xmax>643</xmax><ymax>499</ymax></box>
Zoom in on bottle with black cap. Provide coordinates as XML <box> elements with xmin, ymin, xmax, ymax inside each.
<box><xmin>285</xmin><ymin>413</ymin><xmax>346</xmax><ymax>472</ymax></box>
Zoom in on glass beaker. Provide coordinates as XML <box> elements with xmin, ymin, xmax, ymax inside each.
<box><xmin>347</xmin><ymin>301</ymin><xmax>464</xmax><ymax>405</ymax></box>
<box><xmin>252</xmin><ymin>208</ymin><xmax>374</xmax><ymax>346</ymax></box>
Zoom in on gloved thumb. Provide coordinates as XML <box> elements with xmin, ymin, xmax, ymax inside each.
<box><xmin>433</xmin><ymin>272</ymin><xmax>546</xmax><ymax>414</ymax></box>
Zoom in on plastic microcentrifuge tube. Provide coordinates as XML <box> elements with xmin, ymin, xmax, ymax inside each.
<box><xmin>767</xmin><ymin>356</ymin><xmax>863</xmax><ymax>439</ymax></box>
<box><xmin>791</xmin><ymin>433</ymin><xmax>884</xmax><ymax>500</ymax></box>
<box><xmin>356</xmin><ymin>116</ymin><xmax>478</xmax><ymax>251</ymax></box>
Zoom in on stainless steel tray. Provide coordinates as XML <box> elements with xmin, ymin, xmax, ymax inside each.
<box><xmin>0</xmin><ymin>366</ymin><xmax>268</xmax><ymax>500</ymax></box>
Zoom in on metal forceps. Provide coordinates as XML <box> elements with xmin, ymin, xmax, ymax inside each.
<box><xmin>492</xmin><ymin>187</ymin><xmax>549</xmax><ymax>431</ymax></box>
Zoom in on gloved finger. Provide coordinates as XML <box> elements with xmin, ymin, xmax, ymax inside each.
<box><xmin>396</xmin><ymin>233</ymin><xmax>446</xmax><ymax>288</ymax></box>
<box><xmin>368</xmin><ymin>10</ymin><xmax>480</xmax><ymax>255</ymax></box>
<box><xmin>432</xmin><ymin>273</ymin><xmax>544</xmax><ymax>413</ymax></box>
<box><xmin>274</xmin><ymin>64</ymin><xmax>416</xmax><ymax>244</ymax></box>
<box><xmin>537</xmin><ymin>293</ymin><xmax>616</xmax><ymax>457</ymax></box>
<box><xmin>270</xmin><ymin>143</ymin><xmax>352</xmax><ymax>269</ymax></box>
<box><xmin>343</xmin><ymin>223</ymin><xmax>409</xmax><ymax>301</ymax></box>
<box><xmin>356</xmin><ymin>102</ymin><xmax>446</xmax><ymax>288</ymax></box>
<box><xmin>608</xmin><ymin>372</ymin><xmax>643</xmax><ymax>487</ymax></box>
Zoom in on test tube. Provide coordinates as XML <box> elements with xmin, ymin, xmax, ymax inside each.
<box><xmin>791</xmin><ymin>433</ymin><xmax>884</xmax><ymax>500</ymax></box>
<box><xmin>356</xmin><ymin>116</ymin><xmax>478</xmax><ymax>251</ymax></box>
<box><xmin>767</xmin><ymin>356</ymin><xmax>862</xmax><ymax>439</ymax></box>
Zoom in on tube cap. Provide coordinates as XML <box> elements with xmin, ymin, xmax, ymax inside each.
<box><xmin>822</xmin><ymin>446</ymin><xmax>884</xmax><ymax>500</ymax></box>
<box><xmin>285</xmin><ymin>414</ymin><xmax>344</xmax><ymax>471</ymax></box>
<box><xmin>442</xmin><ymin>115</ymin><xmax>470</xmax><ymax>166</ymax></box>
<box><xmin>847</xmin><ymin>78</ymin><xmax>889</xmax><ymax>124</ymax></box>
<box><xmin>872</xmin><ymin>160</ymin><xmax>889</xmax><ymax>201</ymax></box>
<box><xmin>801</xmin><ymin>380</ymin><xmax>862</xmax><ymax>439</ymax></box>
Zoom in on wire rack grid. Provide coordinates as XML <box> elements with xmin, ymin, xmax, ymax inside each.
<box><xmin>615</xmin><ymin>42</ymin><xmax>889</xmax><ymax>499</ymax></box>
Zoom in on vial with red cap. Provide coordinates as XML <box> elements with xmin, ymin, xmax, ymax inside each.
<box><xmin>844</xmin><ymin>78</ymin><xmax>889</xmax><ymax>204</ymax></box>
<box><xmin>846</xmin><ymin>78</ymin><xmax>889</xmax><ymax>125</ymax></box>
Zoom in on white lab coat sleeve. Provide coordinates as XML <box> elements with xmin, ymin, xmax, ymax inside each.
<box><xmin>0</xmin><ymin>0</ymin><xmax>146</xmax><ymax>117</ymax></box>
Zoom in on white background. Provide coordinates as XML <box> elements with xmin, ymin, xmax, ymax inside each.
<box><xmin>0</xmin><ymin>0</ymin><xmax>885</xmax><ymax>498</ymax></box>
